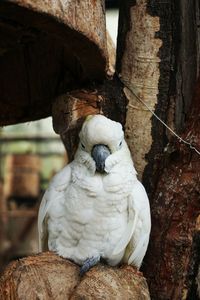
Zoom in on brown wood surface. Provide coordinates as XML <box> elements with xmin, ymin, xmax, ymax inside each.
<box><xmin>116</xmin><ymin>1</ymin><xmax>200</xmax><ymax>299</ymax></box>
<box><xmin>0</xmin><ymin>0</ymin><xmax>108</xmax><ymax>126</ymax></box>
<box><xmin>4</xmin><ymin>154</ymin><xmax>41</xmax><ymax>198</ymax></box>
<box><xmin>143</xmin><ymin>77</ymin><xmax>200</xmax><ymax>299</ymax></box>
<box><xmin>117</xmin><ymin>0</ymin><xmax>200</xmax><ymax>194</ymax></box>
<box><xmin>0</xmin><ymin>251</ymin><xmax>150</xmax><ymax>300</ymax></box>
<box><xmin>52</xmin><ymin>76</ymin><xmax>127</xmax><ymax>161</ymax></box>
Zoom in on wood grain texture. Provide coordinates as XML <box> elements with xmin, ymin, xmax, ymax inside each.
<box><xmin>0</xmin><ymin>252</ymin><xmax>150</xmax><ymax>300</ymax></box>
<box><xmin>52</xmin><ymin>76</ymin><xmax>127</xmax><ymax>161</ymax></box>
<box><xmin>71</xmin><ymin>265</ymin><xmax>150</xmax><ymax>300</ymax></box>
<box><xmin>117</xmin><ymin>0</ymin><xmax>200</xmax><ymax>195</ymax></box>
<box><xmin>117</xmin><ymin>0</ymin><xmax>163</xmax><ymax>180</ymax></box>
<box><xmin>143</xmin><ymin>77</ymin><xmax>200</xmax><ymax>299</ymax></box>
<box><xmin>143</xmin><ymin>0</ymin><xmax>200</xmax><ymax>195</ymax></box>
<box><xmin>0</xmin><ymin>0</ymin><xmax>108</xmax><ymax>125</ymax></box>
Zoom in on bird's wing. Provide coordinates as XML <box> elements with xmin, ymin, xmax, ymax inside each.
<box><xmin>126</xmin><ymin>181</ymin><xmax>151</xmax><ymax>267</ymax></box>
<box><xmin>112</xmin><ymin>180</ymin><xmax>151</xmax><ymax>268</ymax></box>
<box><xmin>38</xmin><ymin>164</ymin><xmax>72</xmax><ymax>251</ymax></box>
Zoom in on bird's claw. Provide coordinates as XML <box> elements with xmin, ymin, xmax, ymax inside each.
<box><xmin>80</xmin><ymin>256</ymin><xmax>100</xmax><ymax>276</ymax></box>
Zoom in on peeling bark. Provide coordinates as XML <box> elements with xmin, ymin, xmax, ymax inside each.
<box><xmin>143</xmin><ymin>78</ymin><xmax>200</xmax><ymax>299</ymax></box>
<box><xmin>117</xmin><ymin>0</ymin><xmax>200</xmax><ymax>194</ymax></box>
<box><xmin>117</xmin><ymin>1</ymin><xmax>200</xmax><ymax>298</ymax></box>
<box><xmin>117</xmin><ymin>0</ymin><xmax>163</xmax><ymax>180</ymax></box>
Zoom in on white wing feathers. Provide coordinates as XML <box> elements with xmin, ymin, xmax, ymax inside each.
<box><xmin>112</xmin><ymin>179</ymin><xmax>150</xmax><ymax>268</ymax></box>
<box><xmin>112</xmin><ymin>198</ymin><xmax>138</xmax><ymax>256</ymax></box>
<box><xmin>38</xmin><ymin>165</ymin><xmax>72</xmax><ymax>251</ymax></box>
<box><xmin>126</xmin><ymin>181</ymin><xmax>151</xmax><ymax>267</ymax></box>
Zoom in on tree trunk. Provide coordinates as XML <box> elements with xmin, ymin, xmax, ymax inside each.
<box><xmin>117</xmin><ymin>0</ymin><xmax>199</xmax><ymax>191</ymax></box>
<box><xmin>117</xmin><ymin>0</ymin><xmax>163</xmax><ymax>181</ymax></box>
<box><xmin>116</xmin><ymin>0</ymin><xmax>200</xmax><ymax>299</ymax></box>
<box><xmin>0</xmin><ymin>252</ymin><xmax>150</xmax><ymax>299</ymax></box>
<box><xmin>143</xmin><ymin>77</ymin><xmax>200</xmax><ymax>300</ymax></box>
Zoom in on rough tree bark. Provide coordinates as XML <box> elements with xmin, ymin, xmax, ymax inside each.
<box><xmin>116</xmin><ymin>0</ymin><xmax>200</xmax><ymax>299</ymax></box>
<box><xmin>117</xmin><ymin>0</ymin><xmax>163</xmax><ymax>180</ymax></box>
<box><xmin>117</xmin><ymin>0</ymin><xmax>199</xmax><ymax>190</ymax></box>
<box><xmin>143</xmin><ymin>76</ymin><xmax>200</xmax><ymax>299</ymax></box>
<box><xmin>0</xmin><ymin>252</ymin><xmax>150</xmax><ymax>299</ymax></box>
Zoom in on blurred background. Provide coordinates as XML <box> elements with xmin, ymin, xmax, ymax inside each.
<box><xmin>0</xmin><ymin>1</ymin><xmax>119</xmax><ymax>273</ymax></box>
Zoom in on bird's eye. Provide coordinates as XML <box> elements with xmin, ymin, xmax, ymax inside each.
<box><xmin>81</xmin><ymin>143</ymin><xmax>85</xmax><ymax>149</ymax></box>
<box><xmin>119</xmin><ymin>141</ymin><xmax>122</xmax><ymax>147</ymax></box>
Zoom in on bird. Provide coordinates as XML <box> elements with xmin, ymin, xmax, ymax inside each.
<box><xmin>38</xmin><ymin>114</ymin><xmax>151</xmax><ymax>275</ymax></box>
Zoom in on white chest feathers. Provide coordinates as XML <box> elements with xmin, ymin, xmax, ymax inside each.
<box><xmin>47</xmin><ymin>164</ymin><xmax>134</xmax><ymax>266</ymax></box>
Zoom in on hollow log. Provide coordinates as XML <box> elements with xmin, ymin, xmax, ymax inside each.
<box><xmin>0</xmin><ymin>252</ymin><xmax>150</xmax><ymax>300</ymax></box>
<box><xmin>143</xmin><ymin>77</ymin><xmax>200</xmax><ymax>299</ymax></box>
<box><xmin>0</xmin><ymin>0</ymin><xmax>108</xmax><ymax>125</ymax></box>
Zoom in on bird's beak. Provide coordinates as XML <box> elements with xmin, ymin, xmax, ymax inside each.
<box><xmin>91</xmin><ymin>144</ymin><xmax>111</xmax><ymax>173</ymax></box>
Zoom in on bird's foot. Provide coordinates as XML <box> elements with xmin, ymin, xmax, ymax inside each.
<box><xmin>80</xmin><ymin>256</ymin><xmax>100</xmax><ymax>276</ymax></box>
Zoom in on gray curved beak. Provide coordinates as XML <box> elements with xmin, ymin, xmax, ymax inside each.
<box><xmin>91</xmin><ymin>144</ymin><xmax>111</xmax><ymax>173</ymax></box>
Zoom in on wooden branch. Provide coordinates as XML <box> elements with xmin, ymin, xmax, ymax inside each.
<box><xmin>52</xmin><ymin>77</ymin><xmax>127</xmax><ymax>161</ymax></box>
<box><xmin>0</xmin><ymin>252</ymin><xmax>150</xmax><ymax>299</ymax></box>
<box><xmin>52</xmin><ymin>90</ymin><xmax>102</xmax><ymax>135</ymax></box>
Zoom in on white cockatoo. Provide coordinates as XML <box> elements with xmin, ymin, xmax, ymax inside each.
<box><xmin>38</xmin><ymin>114</ymin><xmax>151</xmax><ymax>274</ymax></box>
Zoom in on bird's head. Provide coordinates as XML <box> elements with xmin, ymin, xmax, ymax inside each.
<box><xmin>77</xmin><ymin>114</ymin><xmax>125</xmax><ymax>174</ymax></box>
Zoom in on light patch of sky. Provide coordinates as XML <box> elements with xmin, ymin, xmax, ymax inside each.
<box><xmin>106</xmin><ymin>8</ymin><xmax>119</xmax><ymax>45</ymax></box>
<box><xmin>3</xmin><ymin>117</ymin><xmax>55</xmax><ymax>136</ymax></box>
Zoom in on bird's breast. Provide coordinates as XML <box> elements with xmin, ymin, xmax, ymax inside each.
<box><xmin>48</xmin><ymin>170</ymin><xmax>130</xmax><ymax>262</ymax></box>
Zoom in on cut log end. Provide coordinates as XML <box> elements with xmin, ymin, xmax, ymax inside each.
<box><xmin>0</xmin><ymin>252</ymin><xmax>150</xmax><ymax>300</ymax></box>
